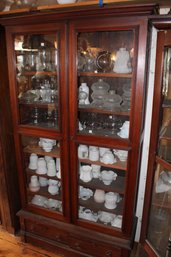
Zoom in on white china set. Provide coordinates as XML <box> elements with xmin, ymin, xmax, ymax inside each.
<box><xmin>80</xmin><ymin>165</ymin><xmax>118</xmax><ymax>186</ymax></box>
<box><xmin>78</xmin><ymin>144</ymin><xmax>128</xmax><ymax>163</ymax></box>
<box><xmin>31</xmin><ymin>194</ymin><xmax>62</xmax><ymax>211</ymax></box>
<box><xmin>78</xmin><ymin>79</ymin><xmax>125</xmax><ymax>110</ymax></box>
<box><xmin>79</xmin><ymin>206</ymin><xmax>123</xmax><ymax>228</ymax></box>
<box><xmin>29</xmin><ymin>153</ymin><xmax>61</xmax><ymax>179</ymax></box>
<box><xmin>78</xmin><ymin>145</ymin><xmax>117</xmax><ymax>164</ymax></box>
<box><xmin>79</xmin><ymin>186</ymin><xmax>121</xmax><ymax>210</ymax></box>
<box><xmin>29</xmin><ymin>175</ymin><xmax>61</xmax><ymax>195</ymax></box>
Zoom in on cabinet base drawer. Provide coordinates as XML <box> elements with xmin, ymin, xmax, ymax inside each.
<box><xmin>19</xmin><ymin>211</ymin><xmax>131</xmax><ymax>257</ymax></box>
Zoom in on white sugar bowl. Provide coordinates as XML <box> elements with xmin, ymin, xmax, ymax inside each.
<box><xmin>48</xmin><ymin>179</ymin><xmax>60</xmax><ymax>195</ymax></box>
<box><xmin>100</xmin><ymin>151</ymin><xmax>116</xmax><ymax>164</ymax></box>
<box><xmin>101</xmin><ymin>170</ymin><xmax>117</xmax><ymax>185</ymax></box>
<box><xmin>104</xmin><ymin>192</ymin><xmax>118</xmax><ymax>209</ymax></box>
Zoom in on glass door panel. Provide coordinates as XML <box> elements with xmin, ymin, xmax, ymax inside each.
<box><xmin>78</xmin><ymin>143</ymin><xmax>128</xmax><ymax>229</ymax></box>
<box><xmin>147</xmin><ymin>47</ymin><xmax>171</xmax><ymax>257</ymax></box>
<box><xmin>15</xmin><ymin>34</ymin><xmax>59</xmax><ymax>129</ymax></box>
<box><xmin>77</xmin><ymin>30</ymin><xmax>134</xmax><ymax>138</ymax></box>
<box><xmin>21</xmin><ymin>135</ymin><xmax>62</xmax><ymax>213</ymax></box>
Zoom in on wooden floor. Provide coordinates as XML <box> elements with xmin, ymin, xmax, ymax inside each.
<box><xmin>0</xmin><ymin>227</ymin><xmax>138</xmax><ymax>257</ymax></box>
<box><xmin>0</xmin><ymin>228</ymin><xmax>63</xmax><ymax>257</ymax></box>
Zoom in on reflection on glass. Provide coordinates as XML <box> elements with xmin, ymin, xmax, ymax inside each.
<box><xmin>77</xmin><ymin>144</ymin><xmax>128</xmax><ymax>228</ymax></box>
<box><xmin>147</xmin><ymin>48</ymin><xmax>171</xmax><ymax>257</ymax></box>
<box><xmin>77</xmin><ymin>31</ymin><xmax>134</xmax><ymax>137</ymax></box>
<box><xmin>21</xmin><ymin>135</ymin><xmax>62</xmax><ymax>213</ymax></box>
<box><xmin>147</xmin><ymin>165</ymin><xmax>171</xmax><ymax>257</ymax></box>
<box><xmin>15</xmin><ymin>34</ymin><xmax>59</xmax><ymax>129</ymax></box>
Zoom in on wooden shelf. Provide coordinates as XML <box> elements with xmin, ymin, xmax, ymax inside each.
<box><xmin>27</xmin><ymin>169</ymin><xmax>61</xmax><ymax>181</ymax></box>
<box><xmin>78</xmin><ymin>106</ymin><xmax>130</xmax><ymax>116</ymax></box>
<box><xmin>79</xmin><ymin>196</ymin><xmax>123</xmax><ymax>215</ymax></box>
<box><xmin>20</xmin><ymin>71</ymin><xmax>57</xmax><ymax>76</ymax></box>
<box><xmin>19</xmin><ymin>101</ymin><xmax>57</xmax><ymax>109</ymax></box>
<box><xmin>79</xmin><ymin>72</ymin><xmax>132</xmax><ymax>78</ymax></box>
<box><xmin>24</xmin><ymin>145</ymin><xmax>60</xmax><ymax>158</ymax></box>
<box><xmin>79</xmin><ymin>176</ymin><xmax>125</xmax><ymax>195</ymax></box>
<box><xmin>79</xmin><ymin>158</ymin><xmax>127</xmax><ymax>171</ymax></box>
<box><xmin>27</xmin><ymin>187</ymin><xmax>62</xmax><ymax>201</ymax></box>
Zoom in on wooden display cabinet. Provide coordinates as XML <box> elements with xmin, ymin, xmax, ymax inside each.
<box><xmin>139</xmin><ymin>17</ymin><xmax>171</xmax><ymax>257</ymax></box>
<box><xmin>0</xmin><ymin>3</ymin><xmax>157</xmax><ymax>257</ymax></box>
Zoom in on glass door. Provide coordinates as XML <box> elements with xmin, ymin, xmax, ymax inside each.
<box><xmin>69</xmin><ymin>19</ymin><xmax>145</xmax><ymax>237</ymax></box>
<box><xmin>146</xmin><ymin>46</ymin><xmax>171</xmax><ymax>257</ymax></box>
<box><xmin>6</xmin><ymin>23</ymin><xmax>69</xmax><ymax>221</ymax></box>
<box><xmin>15</xmin><ymin>33</ymin><xmax>59</xmax><ymax>129</ymax></box>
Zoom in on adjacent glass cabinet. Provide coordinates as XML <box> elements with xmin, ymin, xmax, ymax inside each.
<box><xmin>140</xmin><ymin>21</ymin><xmax>171</xmax><ymax>257</ymax></box>
<box><xmin>2</xmin><ymin>4</ymin><xmax>157</xmax><ymax>257</ymax></box>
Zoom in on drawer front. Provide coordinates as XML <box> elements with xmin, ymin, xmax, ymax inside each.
<box><xmin>68</xmin><ymin>236</ymin><xmax>122</xmax><ymax>257</ymax></box>
<box><xmin>25</xmin><ymin>220</ymin><xmax>123</xmax><ymax>257</ymax></box>
<box><xmin>25</xmin><ymin>220</ymin><xmax>69</xmax><ymax>245</ymax></box>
